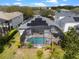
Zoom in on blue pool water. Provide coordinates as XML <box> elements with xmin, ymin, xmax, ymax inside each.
<box><xmin>27</xmin><ymin>37</ymin><xmax>47</xmax><ymax>44</ymax></box>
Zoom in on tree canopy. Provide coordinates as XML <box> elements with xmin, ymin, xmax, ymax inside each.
<box><xmin>61</xmin><ymin>28</ymin><xmax>79</xmax><ymax>59</ymax></box>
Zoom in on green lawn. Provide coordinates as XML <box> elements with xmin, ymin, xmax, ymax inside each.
<box><xmin>0</xmin><ymin>32</ymin><xmax>65</xmax><ymax>59</ymax></box>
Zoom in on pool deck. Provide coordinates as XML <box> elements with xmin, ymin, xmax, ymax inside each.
<box><xmin>25</xmin><ymin>33</ymin><xmax>60</xmax><ymax>48</ymax></box>
<box><xmin>25</xmin><ymin>33</ymin><xmax>60</xmax><ymax>45</ymax></box>
<box><xmin>26</xmin><ymin>33</ymin><xmax>53</xmax><ymax>39</ymax></box>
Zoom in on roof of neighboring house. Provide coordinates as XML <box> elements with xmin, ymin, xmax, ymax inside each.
<box><xmin>60</xmin><ymin>9</ymin><xmax>70</xmax><ymax>11</ymax></box>
<box><xmin>0</xmin><ymin>11</ymin><xmax>23</xmax><ymax>21</ymax></box>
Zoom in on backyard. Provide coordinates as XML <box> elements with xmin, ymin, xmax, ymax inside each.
<box><xmin>0</xmin><ymin>32</ymin><xmax>65</xmax><ymax>59</ymax></box>
<box><xmin>1</xmin><ymin>28</ymin><xmax>79</xmax><ymax>59</ymax></box>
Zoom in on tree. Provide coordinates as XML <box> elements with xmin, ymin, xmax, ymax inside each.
<box><xmin>61</xmin><ymin>28</ymin><xmax>79</xmax><ymax>59</ymax></box>
<box><xmin>0</xmin><ymin>6</ymin><xmax>34</xmax><ymax>20</ymax></box>
<box><xmin>41</xmin><ymin>9</ymin><xmax>52</xmax><ymax>17</ymax></box>
<box><xmin>72</xmin><ymin>8</ymin><xmax>79</xmax><ymax>14</ymax></box>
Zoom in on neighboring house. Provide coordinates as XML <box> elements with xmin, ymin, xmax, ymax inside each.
<box><xmin>0</xmin><ymin>11</ymin><xmax>23</xmax><ymax>36</ymax></box>
<box><xmin>54</xmin><ymin>9</ymin><xmax>79</xmax><ymax>32</ymax></box>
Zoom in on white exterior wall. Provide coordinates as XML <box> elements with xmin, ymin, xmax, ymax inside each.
<box><xmin>64</xmin><ymin>23</ymin><xmax>79</xmax><ymax>32</ymax></box>
<box><xmin>19</xmin><ymin>30</ymin><xmax>25</xmax><ymax>35</ymax></box>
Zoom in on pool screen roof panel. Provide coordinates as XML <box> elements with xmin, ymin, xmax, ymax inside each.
<box><xmin>73</xmin><ymin>17</ymin><xmax>79</xmax><ymax>22</ymax></box>
<box><xmin>27</xmin><ymin>18</ymin><xmax>48</xmax><ymax>26</ymax></box>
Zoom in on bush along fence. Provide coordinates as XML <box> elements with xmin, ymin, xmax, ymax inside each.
<box><xmin>0</xmin><ymin>29</ymin><xmax>18</xmax><ymax>53</ymax></box>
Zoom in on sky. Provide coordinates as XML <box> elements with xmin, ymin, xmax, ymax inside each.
<box><xmin>0</xmin><ymin>0</ymin><xmax>79</xmax><ymax>7</ymax></box>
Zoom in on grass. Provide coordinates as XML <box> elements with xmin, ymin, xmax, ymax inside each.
<box><xmin>0</xmin><ymin>32</ymin><xmax>38</xmax><ymax>59</ymax></box>
<box><xmin>51</xmin><ymin>43</ymin><xmax>65</xmax><ymax>59</ymax></box>
<box><xmin>0</xmin><ymin>32</ymin><xmax>65</xmax><ymax>59</ymax></box>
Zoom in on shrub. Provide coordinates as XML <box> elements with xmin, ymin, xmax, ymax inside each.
<box><xmin>44</xmin><ymin>45</ymin><xmax>52</xmax><ymax>50</ymax></box>
<box><xmin>8</xmin><ymin>29</ymin><xmax>18</xmax><ymax>41</ymax></box>
<box><xmin>8</xmin><ymin>43</ymin><xmax>12</xmax><ymax>48</ymax></box>
<box><xmin>18</xmin><ymin>44</ymin><xmax>21</xmax><ymax>48</ymax></box>
<box><xmin>27</xmin><ymin>42</ymin><xmax>33</xmax><ymax>48</ymax></box>
<box><xmin>37</xmin><ymin>49</ymin><xmax>43</xmax><ymax>59</ymax></box>
<box><xmin>10</xmin><ymin>40</ymin><xmax>15</xmax><ymax>43</ymax></box>
<box><xmin>13</xmin><ymin>52</ymin><xmax>16</xmax><ymax>55</ymax></box>
<box><xmin>0</xmin><ymin>46</ymin><xmax>4</xmax><ymax>53</ymax></box>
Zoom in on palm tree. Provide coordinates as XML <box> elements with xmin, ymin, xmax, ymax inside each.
<box><xmin>37</xmin><ymin>49</ymin><xmax>43</xmax><ymax>59</ymax></box>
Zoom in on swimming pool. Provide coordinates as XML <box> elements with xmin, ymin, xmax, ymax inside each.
<box><xmin>27</xmin><ymin>37</ymin><xmax>47</xmax><ymax>44</ymax></box>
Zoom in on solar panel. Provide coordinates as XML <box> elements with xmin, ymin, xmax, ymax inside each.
<box><xmin>74</xmin><ymin>17</ymin><xmax>79</xmax><ymax>22</ymax></box>
<box><xmin>27</xmin><ymin>23</ymin><xmax>31</xmax><ymax>26</ymax></box>
<box><xmin>27</xmin><ymin>18</ymin><xmax>48</xmax><ymax>26</ymax></box>
<box><xmin>32</xmin><ymin>21</ymin><xmax>34</xmax><ymax>22</ymax></box>
<box><xmin>35</xmin><ymin>18</ymin><xmax>42</xmax><ymax>21</ymax></box>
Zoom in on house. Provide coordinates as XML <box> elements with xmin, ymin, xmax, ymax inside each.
<box><xmin>54</xmin><ymin>9</ymin><xmax>79</xmax><ymax>32</ymax></box>
<box><xmin>18</xmin><ymin>15</ymin><xmax>64</xmax><ymax>47</ymax></box>
<box><xmin>18</xmin><ymin>10</ymin><xmax>79</xmax><ymax>47</ymax></box>
<box><xmin>19</xmin><ymin>15</ymin><xmax>61</xmax><ymax>36</ymax></box>
<box><xmin>0</xmin><ymin>11</ymin><xmax>23</xmax><ymax>36</ymax></box>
